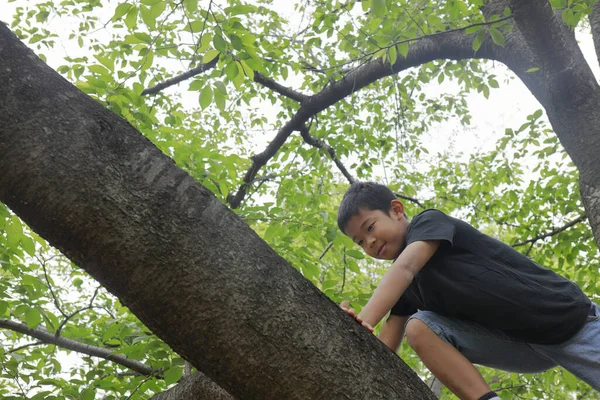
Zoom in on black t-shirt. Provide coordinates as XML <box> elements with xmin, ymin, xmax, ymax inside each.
<box><xmin>390</xmin><ymin>209</ymin><xmax>591</xmax><ymax>344</ymax></box>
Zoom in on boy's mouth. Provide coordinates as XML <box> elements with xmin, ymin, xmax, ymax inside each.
<box><xmin>378</xmin><ymin>243</ymin><xmax>386</xmax><ymax>257</ymax></box>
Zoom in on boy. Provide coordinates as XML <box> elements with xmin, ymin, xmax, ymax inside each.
<box><xmin>338</xmin><ymin>182</ymin><xmax>599</xmax><ymax>400</ymax></box>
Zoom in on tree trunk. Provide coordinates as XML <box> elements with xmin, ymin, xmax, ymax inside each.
<box><xmin>150</xmin><ymin>372</ymin><xmax>236</xmax><ymax>400</ymax></box>
<box><xmin>0</xmin><ymin>24</ymin><xmax>436</xmax><ymax>400</ymax></box>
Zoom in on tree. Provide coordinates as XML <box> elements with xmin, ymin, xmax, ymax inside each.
<box><xmin>1</xmin><ymin>0</ymin><xmax>599</xmax><ymax>398</ymax></box>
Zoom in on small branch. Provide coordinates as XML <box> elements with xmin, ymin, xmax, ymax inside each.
<box><xmin>55</xmin><ymin>305</ymin><xmax>94</xmax><ymax>336</ymax></box>
<box><xmin>228</xmin><ymin>21</ymin><xmax>500</xmax><ymax>209</ymax></box>
<box><xmin>319</xmin><ymin>242</ymin><xmax>334</xmax><ymax>260</ymax></box>
<box><xmin>227</xmin><ymin>115</ymin><xmax>307</xmax><ymax>208</ymax></box>
<box><xmin>254</xmin><ymin>72</ymin><xmax>308</xmax><ymax>103</ymax></box>
<box><xmin>340</xmin><ymin>247</ymin><xmax>347</xmax><ymax>295</ymax></box>
<box><xmin>54</xmin><ymin>285</ymin><xmax>102</xmax><ymax>336</ymax></box>
<box><xmin>299</xmin><ymin>125</ymin><xmax>355</xmax><ymax>184</ymax></box>
<box><xmin>512</xmin><ymin>214</ymin><xmax>587</xmax><ymax>247</ymax></box>
<box><xmin>126</xmin><ymin>376</ymin><xmax>153</xmax><ymax>400</ymax></box>
<box><xmin>38</xmin><ymin>255</ymin><xmax>67</xmax><ymax>318</ymax></box>
<box><xmin>0</xmin><ymin>318</ymin><xmax>159</xmax><ymax>377</ymax></box>
<box><xmin>141</xmin><ymin>58</ymin><xmax>219</xmax><ymax>96</ymax></box>
<box><xmin>394</xmin><ymin>193</ymin><xmax>425</xmax><ymax>208</ymax></box>
<box><xmin>8</xmin><ymin>341</ymin><xmax>43</xmax><ymax>354</ymax></box>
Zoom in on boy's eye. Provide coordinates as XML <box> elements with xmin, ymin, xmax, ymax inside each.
<box><xmin>357</xmin><ymin>240</ymin><xmax>363</xmax><ymax>246</ymax></box>
<box><xmin>367</xmin><ymin>222</ymin><xmax>374</xmax><ymax>232</ymax></box>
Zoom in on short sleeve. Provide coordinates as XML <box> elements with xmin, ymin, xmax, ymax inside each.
<box><xmin>390</xmin><ymin>293</ymin><xmax>418</xmax><ymax>317</ymax></box>
<box><xmin>406</xmin><ymin>209</ymin><xmax>455</xmax><ymax>246</ymax></box>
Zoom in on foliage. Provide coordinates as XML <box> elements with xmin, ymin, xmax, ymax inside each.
<box><xmin>2</xmin><ymin>0</ymin><xmax>600</xmax><ymax>398</ymax></box>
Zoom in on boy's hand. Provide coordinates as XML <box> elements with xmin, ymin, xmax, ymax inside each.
<box><xmin>340</xmin><ymin>300</ymin><xmax>374</xmax><ymax>332</ymax></box>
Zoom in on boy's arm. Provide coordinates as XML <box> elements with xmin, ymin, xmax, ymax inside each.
<box><xmin>379</xmin><ymin>314</ymin><xmax>408</xmax><ymax>352</ymax></box>
<box><xmin>358</xmin><ymin>240</ymin><xmax>440</xmax><ymax>328</ymax></box>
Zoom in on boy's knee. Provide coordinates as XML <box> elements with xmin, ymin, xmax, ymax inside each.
<box><xmin>405</xmin><ymin>318</ymin><xmax>433</xmax><ymax>351</ymax></box>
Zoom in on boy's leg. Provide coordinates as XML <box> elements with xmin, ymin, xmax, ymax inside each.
<box><xmin>530</xmin><ymin>303</ymin><xmax>600</xmax><ymax>391</ymax></box>
<box><xmin>405</xmin><ymin>318</ymin><xmax>491</xmax><ymax>400</ymax></box>
<box><xmin>405</xmin><ymin>312</ymin><xmax>557</xmax><ymax>399</ymax></box>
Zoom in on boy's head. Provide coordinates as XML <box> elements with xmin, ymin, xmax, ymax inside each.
<box><xmin>337</xmin><ymin>182</ymin><xmax>409</xmax><ymax>260</ymax></box>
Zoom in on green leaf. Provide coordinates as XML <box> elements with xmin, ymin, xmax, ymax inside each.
<box><xmin>81</xmin><ymin>388</ymin><xmax>96</xmax><ymax>400</ymax></box>
<box><xmin>397</xmin><ymin>42</ymin><xmax>409</xmax><ymax>58</ymax></box>
<box><xmin>214</xmin><ymin>89</ymin><xmax>226</xmax><ymax>111</ymax></box>
<box><xmin>164</xmin><ymin>367</ymin><xmax>183</xmax><ymax>385</ymax></box>
<box><xmin>124</xmin><ymin>6</ymin><xmax>138</xmax><ymax>30</ymax></box>
<box><xmin>532</xmin><ymin>109</ymin><xmax>543</xmax><ymax>119</ymax></box>
<box><xmin>200</xmin><ymin>85</ymin><xmax>213</xmax><ymax>109</ymax></box>
<box><xmin>202</xmin><ymin>49</ymin><xmax>220</xmax><ymax>64</ymax></box>
<box><xmin>489</xmin><ymin>27</ymin><xmax>505</xmax><ymax>46</ymax></box>
<box><xmin>464</xmin><ymin>25</ymin><xmax>482</xmax><ymax>34</ymax></box>
<box><xmin>388</xmin><ymin>45</ymin><xmax>397</xmax><ymax>65</ymax></box>
<box><xmin>112</xmin><ymin>3</ymin><xmax>132</xmax><ymax>22</ymax></box>
<box><xmin>150</xmin><ymin>1</ymin><xmax>167</xmax><ymax>18</ymax></box>
<box><xmin>472</xmin><ymin>30</ymin><xmax>486</xmax><ymax>52</ymax></box>
<box><xmin>526</xmin><ymin>67</ymin><xmax>540</xmax><ymax>72</ymax></box>
<box><xmin>229</xmin><ymin>34</ymin><xmax>243</xmax><ymax>50</ymax></box>
<box><xmin>347</xmin><ymin>249</ymin><xmax>365</xmax><ymax>259</ymax></box>
<box><xmin>225</xmin><ymin>62</ymin><xmax>239</xmax><ymax>80</ymax></box>
<box><xmin>25</xmin><ymin>308</ymin><xmax>42</xmax><ymax>329</ymax></box>
<box><xmin>134</xmin><ymin>32</ymin><xmax>152</xmax><ymax>44</ymax></box>
<box><xmin>213</xmin><ymin>34</ymin><xmax>227</xmax><ymax>52</ymax></box>
<box><xmin>139</xmin><ymin>5</ymin><xmax>156</xmax><ymax>29</ymax></box>
<box><xmin>239</xmin><ymin>60</ymin><xmax>254</xmax><ymax>80</ymax></box>
<box><xmin>371</xmin><ymin>0</ymin><xmax>386</xmax><ymax>17</ymax></box>
<box><xmin>214</xmin><ymin>81</ymin><xmax>227</xmax><ymax>95</ymax></box>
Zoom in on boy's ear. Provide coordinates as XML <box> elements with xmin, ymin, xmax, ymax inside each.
<box><xmin>390</xmin><ymin>199</ymin><xmax>405</xmax><ymax>220</ymax></box>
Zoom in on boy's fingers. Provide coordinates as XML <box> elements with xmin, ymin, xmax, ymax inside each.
<box><xmin>339</xmin><ymin>300</ymin><xmax>350</xmax><ymax>309</ymax></box>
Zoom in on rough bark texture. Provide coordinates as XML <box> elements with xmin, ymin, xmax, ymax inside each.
<box><xmin>150</xmin><ymin>372</ymin><xmax>236</xmax><ymax>400</ymax></box>
<box><xmin>485</xmin><ymin>0</ymin><xmax>600</xmax><ymax>248</ymax></box>
<box><xmin>0</xmin><ymin>24</ymin><xmax>437</xmax><ymax>400</ymax></box>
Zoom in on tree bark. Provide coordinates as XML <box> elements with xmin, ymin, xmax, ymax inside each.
<box><xmin>150</xmin><ymin>372</ymin><xmax>236</xmax><ymax>400</ymax></box>
<box><xmin>0</xmin><ymin>24</ymin><xmax>436</xmax><ymax>400</ymax></box>
<box><xmin>504</xmin><ymin>0</ymin><xmax>600</xmax><ymax>248</ymax></box>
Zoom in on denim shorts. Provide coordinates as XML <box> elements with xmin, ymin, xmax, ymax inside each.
<box><xmin>408</xmin><ymin>302</ymin><xmax>600</xmax><ymax>390</ymax></box>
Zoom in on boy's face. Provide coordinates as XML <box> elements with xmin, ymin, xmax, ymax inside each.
<box><xmin>344</xmin><ymin>200</ymin><xmax>408</xmax><ymax>260</ymax></box>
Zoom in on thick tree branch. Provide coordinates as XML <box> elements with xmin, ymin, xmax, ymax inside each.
<box><xmin>141</xmin><ymin>58</ymin><xmax>219</xmax><ymax>96</ymax></box>
<box><xmin>299</xmin><ymin>125</ymin><xmax>356</xmax><ymax>184</ymax></box>
<box><xmin>0</xmin><ymin>318</ymin><xmax>158</xmax><ymax>377</ymax></box>
<box><xmin>142</xmin><ymin>59</ymin><xmax>308</xmax><ymax>103</ymax></box>
<box><xmin>253</xmin><ymin>72</ymin><xmax>309</xmax><ymax>103</ymax></box>
<box><xmin>227</xmin><ymin>26</ymin><xmax>500</xmax><ymax>208</ymax></box>
<box><xmin>508</xmin><ymin>0</ymin><xmax>573</xmax><ymax>74</ymax></box>
<box><xmin>590</xmin><ymin>2</ymin><xmax>600</xmax><ymax>69</ymax></box>
<box><xmin>512</xmin><ymin>214</ymin><xmax>587</xmax><ymax>247</ymax></box>
<box><xmin>150</xmin><ymin>372</ymin><xmax>235</xmax><ymax>400</ymax></box>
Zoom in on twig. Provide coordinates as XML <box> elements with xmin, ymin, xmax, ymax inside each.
<box><xmin>0</xmin><ymin>318</ymin><xmax>159</xmax><ymax>377</ymax></box>
<box><xmin>8</xmin><ymin>341</ymin><xmax>43</xmax><ymax>354</ymax></box>
<box><xmin>125</xmin><ymin>376</ymin><xmax>153</xmax><ymax>400</ymax></box>
<box><xmin>142</xmin><ymin>58</ymin><xmax>218</xmax><ymax>95</ymax></box>
<box><xmin>38</xmin><ymin>255</ymin><xmax>67</xmax><ymax>318</ymax></box>
<box><xmin>512</xmin><ymin>214</ymin><xmax>587</xmax><ymax>247</ymax></box>
<box><xmin>394</xmin><ymin>193</ymin><xmax>425</xmax><ymax>208</ymax></box>
<box><xmin>319</xmin><ymin>242</ymin><xmax>334</xmax><ymax>260</ymax></box>
<box><xmin>340</xmin><ymin>247</ymin><xmax>347</xmax><ymax>295</ymax></box>
<box><xmin>299</xmin><ymin>125</ymin><xmax>355</xmax><ymax>184</ymax></box>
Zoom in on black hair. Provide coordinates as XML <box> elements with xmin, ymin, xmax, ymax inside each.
<box><xmin>337</xmin><ymin>182</ymin><xmax>397</xmax><ymax>233</ymax></box>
